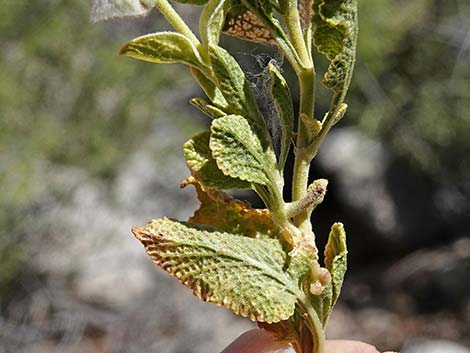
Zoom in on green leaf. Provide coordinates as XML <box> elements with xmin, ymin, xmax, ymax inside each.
<box><xmin>321</xmin><ymin>222</ymin><xmax>347</xmax><ymax>324</ymax></box>
<box><xmin>210</xmin><ymin>115</ymin><xmax>271</xmax><ymax>185</ymax></box>
<box><xmin>312</xmin><ymin>0</ymin><xmax>358</xmax><ymax>95</ymax></box>
<box><xmin>184</xmin><ymin>178</ymin><xmax>282</xmax><ymax>238</ymax></box>
<box><xmin>239</xmin><ymin>0</ymin><xmax>296</xmax><ymax>61</ymax></box>
<box><xmin>268</xmin><ymin>63</ymin><xmax>294</xmax><ymax>172</ymax></box>
<box><xmin>208</xmin><ymin>45</ymin><xmax>267</xmax><ymax>138</ymax></box>
<box><xmin>189</xmin><ymin>98</ymin><xmax>227</xmax><ymax>119</ymax></box>
<box><xmin>184</xmin><ymin>131</ymin><xmax>251</xmax><ymax>190</ymax></box>
<box><xmin>190</xmin><ymin>67</ymin><xmax>228</xmax><ymax>108</ymax></box>
<box><xmin>200</xmin><ymin>0</ymin><xmax>228</xmax><ymax>46</ymax></box>
<box><xmin>120</xmin><ymin>32</ymin><xmax>205</xmax><ymax>68</ymax></box>
<box><xmin>132</xmin><ymin>218</ymin><xmax>302</xmax><ymax>323</ymax></box>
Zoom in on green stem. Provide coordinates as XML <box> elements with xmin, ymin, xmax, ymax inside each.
<box><xmin>154</xmin><ymin>0</ymin><xmax>201</xmax><ymax>47</ymax></box>
<box><xmin>292</xmin><ymin>69</ymin><xmax>315</xmax><ymax>236</ymax></box>
<box><xmin>306</xmin><ymin>93</ymin><xmax>342</xmax><ymax>160</ymax></box>
<box><xmin>283</xmin><ymin>0</ymin><xmax>311</xmax><ymax>67</ymax></box>
<box><xmin>303</xmin><ymin>303</ymin><xmax>326</xmax><ymax>353</ymax></box>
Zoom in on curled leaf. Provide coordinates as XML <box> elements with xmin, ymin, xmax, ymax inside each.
<box><xmin>200</xmin><ymin>0</ymin><xmax>228</xmax><ymax>46</ymax></box>
<box><xmin>210</xmin><ymin>115</ymin><xmax>271</xmax><ymax>185</ymax></box>
<box><xmin>208</xmin><ymin>45</ymin><xmax>267</xmax><ymax>137</ymax></box>
<box><xmin>312</xmin><ymin>0</ymin><xmax>358</xmax><ymax>95</ymax></box>
<box><xmin>190</xmin><ymin>68</ymin><xmax>228</xmax><ymax>108</ymax></box>
<box><xmin>184</xmin><ymin>131</ymin><xmax>251</xmax><ymax>190</ymax></box>
<box><xmin>120</xmin><ymin>32</ymin><xmax>205</xmax><ymax>68</ymax></box>
<box><xmin>320</xmin><ymin>222</ymin><xmax>347</xmax><ymax>325</ymax></box>
<box><xmin>132</xmin><ymin>218</ymin><xmax>302</xmax><ymax>323</ymax></box>
<box><xmin>268</xmin><ymin>63</ymin><xmax>294</xmax><ymax>171</ymax></box>
<box><xmin>189</xmin><ymin>98</ymin><xmax>227</xmax><ymax>119</ymax></box>
<box><xmin>223</xmin><ymin>7</ymin><xmax>276</xmax><ymax>44</ymax></box>
<box><xmin>183</xmin><ymin>178</ymin><xmax>281</xmax><ymax>238</ymax></box>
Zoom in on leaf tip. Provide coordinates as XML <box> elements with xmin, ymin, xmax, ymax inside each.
<box><xmin>131</xmin><ymin>225</ymin><xmax>151</xmax><ymax>241</ymax></box>
<box><xmin>119</xmin><ymin>43</ymin><xmax>131</xmax><ymax>56</ymax></box>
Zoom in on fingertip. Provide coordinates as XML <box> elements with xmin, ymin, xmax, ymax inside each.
<box><xmin>221</xmin><ymin>329</ymin><xmax>294</xmax><ymax>353</ymax></box>
<box><xmin>325</xmin><ymin>340</ymin><xmax>380</xmax><ymax>353</ymax></box>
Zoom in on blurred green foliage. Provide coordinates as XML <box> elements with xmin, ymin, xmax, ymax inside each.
<box><xmin>0</xmin><ymin>1</ymin><xmax>194</xmax><ymax>290</ymax></box>
<box><xmin>352</xmin><ymin>0</ymin><xmax>470</xmax><ymax>182</ymax></box>
<box><xmin>1</xmin><ymin>0</ymin><xmax>469</xmax><ymax>291</ymax></box>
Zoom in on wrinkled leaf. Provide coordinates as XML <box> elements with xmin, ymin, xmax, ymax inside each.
<box><xmin>210</xmin><ymin>115</ymin><xmax>271</xmax><ymax>185</ymax></box>
<box><xmin>184</xmin><ymin>178</ymin><xmax>281</xmax><ymax>238</ymax></box>
<box><xmin>190</xmin><ymin>67</ymin><xmax>228</xmax><ymax>108</ymax></box>
<box><xmin>190</xmin><ymin>98</ymin><xmax>227</xmax><ymax>119</ymax></box>
<box><xmin>223</xmin><ymin>5</ymin><xmax>275</xmax><ymax>44</ymax></box>
<box><xmin>120</xmin><ymin>32</ymin><xmax>204</xmax><ymax>68</ymax></box>
<box><xmin>132</xmin><ymin>218</ymin><xmax>302</xmax><ymax>323</ymax></box>
<box><xmin>268</xmin><ymin>63</ymin><xmax>294</xmax><ymax>171</ymax></box>
<box><xmin>184</xmin><ymin>131</ymin><xmax>251</xmax><ymax>190</ymax></box>
<box><xmin>312</xmin><ymin>0</ymin><xmax>358</xmax><ymax>95</ymax></box>
<box><xmin>200</xmin><ymin>0</ymin><xmax>228</xmax><ymax>45</ymax></box>
<box><xmin>321</xmin><ymin>222</ymin><xmax>347</xmax><ymax>324</ymax></box>
<box><xmin>208</xmin><ymin>45</ymin><xmax>267</xmax><ymax>137</ymax></box>
<box><xmin>240</xmin><ymin>0</ymin><xmax>293</xmax><ymax>55</ymax></box>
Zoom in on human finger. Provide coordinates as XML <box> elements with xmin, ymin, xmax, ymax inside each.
<box><xmin>221</xmin><ymin>329</ymin><xmax>395</xmax><ymax>353</ymax></box>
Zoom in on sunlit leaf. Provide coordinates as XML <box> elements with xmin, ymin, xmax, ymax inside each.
<box><xmin>200</xmin><ymin>0</ymin><xmax>228</xmax><ymax>45</ymax></box>
<box><xmin>210</xmin><ymin>115</ymin><xmax>271</xmax><ymax>185</ymax></box>
<box><xmin>268</xmin><ymin>63</ymin><xmax>294</xmax><ymax>171</ymax></box>
<box><xmin>190</xmin><ymin>67</ymin><xmax>228</xmax><ymax>108</ymax></box>
<box><xmin>185</xmin><ymin>178</ymin><xmax>281</xmax><ymax>238</ymax></box>
<box><xmin>184</xmin><ymin>131</ymin><xmax>251</xmax><ymax>190</ymax></box>
<box><xmin>321</xmin><ymin>222</ymin><xmax>347</xmax><ymax>324</ymax></box>
<box><xmin>120</xmin><ymin>32</ymin><xmax>205</xmax><ymax>68</ymax></box>
<box><xmin>132</xmin><ymin>218</ymin><xmax>303</xmax><ymax>323</ymax></box>
<box><xmin>312</xmin><ymin>0</ymin><xmax>358</xmax><ymax>95</ymax></box>
<box><xmin>189</xmin><ymin>98</ymin><xmax>227</xmax><ymax>119</ymax></box>
<box><xmin>208</xmin><ymin>45</ymin><xmax>267</xmax><ymax>137</ymax></box>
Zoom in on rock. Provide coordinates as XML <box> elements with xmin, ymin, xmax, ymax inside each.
<box><xmin>385</xmin><ymin>238</ymin><xmax>470</xmax><ymax>314</ymax></box>
<box><xmin>402</xmin><ymin>339</ymin><xmax>470</xmax><ymax>353</ymax></box>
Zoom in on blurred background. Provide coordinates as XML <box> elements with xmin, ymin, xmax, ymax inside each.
<box><xmin>1</xmin><ymin>1</ymin><xmax>469</xmax><ymax>352</ymax></box>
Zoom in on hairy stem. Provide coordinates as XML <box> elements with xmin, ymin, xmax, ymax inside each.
<box><xmin>154</xmin><ymin>0</ymin><xmax>201</xmax><ymax>48</ymax></box>
<box><xmin>283</xmin><ymin>0</ymin><xmax>311</xmax><ymax>68</ymax></box>
<box><xmin>292</xmin><ymin>69</ymin><xmax>315</xmax><ymax>235</ymax></box>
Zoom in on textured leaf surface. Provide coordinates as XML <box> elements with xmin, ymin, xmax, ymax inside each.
<box><xmin>324</xmin><ymin>222</ymin><xmax>347</xmax><ymax>302</ymax></box>
<box><xmin>239</xmin><ymin>0</ymin><xmax>294</xmax><ymax>58</ymax></box>
<box><xmin>200</xmin><ymin>0</ymin><xmax>227</xmax><ymax>45</ymax></box>
<box><xmin>223</xmin><ymin>5</ymin><xmax>275</xmax><ymax>44</ymax></box>
<box><xmin>208</xmin><ymin>45</ymin><xmax>267</xmax><ymax>138</ymax></box>
<box><xmin>184</xmin><ymin>131</ymin><xmax>251</xmax><ymax>189</ymax></box>
<box><xmin>210</xmin><ymin>115</ymin><xmax>271</xmax><ymax>185</ymax></box>
<box><xmin>185</xmin><ymin>178</ymin><xmax>281</xmax><ymax>238</ymax></box>
<box><xmin>132</xmin><ymin>218</ymin><xmax>301</xmax><ymax>323</ymax></box>
<box><xmin>190</xmin><ymin>68</ymin><xmax>228</xmax><ymax>108</ymax></box>
<box><xmin>190</xmin><ymin>98</ymin><xmax>227</xmax><ymax>119</ymax></box>
<box><xmin>268</xmin><ymin>64</ymin><xmax>294</xmax><ymax>171</ymax></box>
<box><xmin>321</xmin><ymin>222</ymin><xmax>347</xmax><ymax>324</ymax></box>
<box><xmin>312</xmin><ymin>0</ymin><xmax>358</xmax><ymax>94</ymax></box>
<box><xmin>120</xmin><ymin>32</ymin><xmax>204</xmax><ymax>67</ymax></box>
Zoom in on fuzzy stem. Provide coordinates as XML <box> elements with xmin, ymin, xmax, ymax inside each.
<box><xmin>154</xmin><ymin>0</ymin><xmax>201</xmax><ymax>46</ymax></box>
<box><xmin>292</xmin><ymin>68</ymin><xmax>315</xmax><ymax>237</ymax></box>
